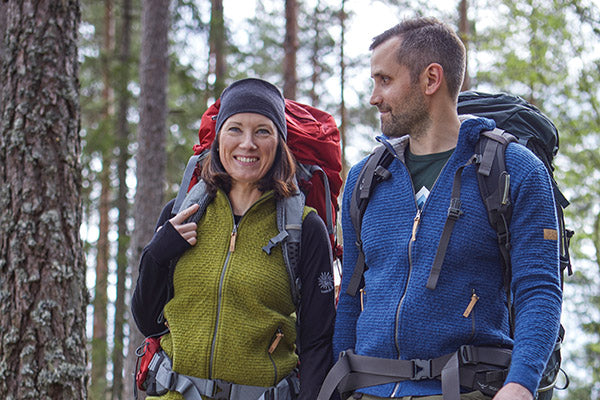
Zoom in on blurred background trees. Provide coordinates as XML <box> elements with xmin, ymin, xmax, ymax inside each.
<box><xmin>2</xmin><ymin>0</ymin><xmax>600</xmax><ymax>398</ymax></box>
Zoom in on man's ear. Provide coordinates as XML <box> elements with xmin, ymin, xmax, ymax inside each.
<box><xmin>422</xmin><ymin>63</ymin><xmax>444</xmax><ymax>95</ymax></box>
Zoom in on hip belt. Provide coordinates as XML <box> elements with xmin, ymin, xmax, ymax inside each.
<box><xmin>316</xmin><ymin>346</ymin><xmax>512</xmax><ymax>400</ymax></box>
<box><xmin>148</xmin><ymin>350</ymin><xmax>299</xmax><ymax>400</ymax></box>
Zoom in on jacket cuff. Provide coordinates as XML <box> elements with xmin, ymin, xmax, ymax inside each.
<box><xmin>145</xmin><ymin>221</ymin><xmax>191</xmax><ymax>265</ymax></box>
<box><xmin>504</xmin><ymin>363</ymin><xmax>538</xmax><ymax>396</ymax></box>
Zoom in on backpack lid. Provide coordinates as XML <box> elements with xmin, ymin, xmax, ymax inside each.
<box><xmin>457</xmin><ymin>91</ymin><xmax>559</xmax><ymax>169</ymax></box>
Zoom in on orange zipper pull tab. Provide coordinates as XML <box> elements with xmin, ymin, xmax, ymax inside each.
<box><xmin>229</xmin><ymin>227</ymin><xmax>238</xmax><ymax>252</ymax></box>
<box><xmin>268</xmin><ymin>328</ymin><xmax>284</xmax><ymax>354</ymax></box>
<box><xmin>411</xmin><ymin>210</ymin><xmax>421</xmax><ymax>241</ymax></box>
<box><xmin>360</xmin><ymin>288</ymin><xmax>366</xmax><ymax>311</ymax></box>
<box><xmin>463</xmin><ymin>292</ymin><xmax>479</xmax><ymax>318</ymax></box>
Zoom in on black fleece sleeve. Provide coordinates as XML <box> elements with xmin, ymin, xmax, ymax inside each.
<box><xmin>131</xmin><ymin>199</ymin><xmax>191</xmax><ymax>337</ymax></box>
<box><xmin>297</xmin><ymin>211</ymin><xmax>337</xmax><ymax>400</ymax></box>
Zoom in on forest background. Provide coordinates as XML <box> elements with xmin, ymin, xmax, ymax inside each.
<box><xmin>1</xmin><ymin>0</ymin><xmax>600</xmax><ymax>399</ymax></box>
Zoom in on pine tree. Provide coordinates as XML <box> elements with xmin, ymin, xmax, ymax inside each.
<box><xmin>0</xmin><ymin>1</ymin><xmax>88</xmax><ymax>398</ymax></box>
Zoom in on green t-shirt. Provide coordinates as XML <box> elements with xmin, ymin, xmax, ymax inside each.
<box><xmin>404</xmin><ymin>147</ymin><xmax>454</xmax><ymax>209</ymax></box>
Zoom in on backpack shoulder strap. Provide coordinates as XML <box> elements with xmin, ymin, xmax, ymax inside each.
<box><xmin>172</xmin><ymin>150</ymin><xmax>210</xmax><ymax>215</ymax></box>
<box><xmin>263</xmin><ymin>190</ymin><xmax>305</xmax><ymax>308</ymax></box>
<box><xmin>475</xmin><ymin>128</ymin><xmax>517</xmax><ymax>335</ymax></box>
<box><xmin>346</xmin><ymin>145</ymin><xmax>394</xmax><ymax>297</ymax></box>
<box><xmin>179</xmin><ymin>179</ymin><xmax>215</xmax><ymax>224</ymax></box>
<box><xmin>475</xmin><ymin>128</ymin><xmax>517</xmax><ymax>273</ymax></box>
<box><xmin>426</xmin><ymin>128</ymin><xmax>516</xmax><ymax>292</ymax></box>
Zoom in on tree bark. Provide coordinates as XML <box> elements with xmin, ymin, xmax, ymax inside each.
<box><xmin>209</xmin><ymin>0</ymin><xmax>225</xmax><ymax>98</ymax></box>
<box><xmin>112</xmin><ymin>0</ymin><xmax>133</xmax><ymax>397</ymax></box>
<box><xmin>458</xmin><ymin>0</ymin><xmax>471</xmax><ymax>91</ymax></box>
<box><xmin>283</xmin><ymin>0</ymin><xmax>298</xmax><ymax>99</ymax></box>
<box><xmin>0</xmin><ymin>1</ymin><xmax>87</xmax><ymax>399</ymax></box>
<box><xmin>90</xmin><ymin>1</ymin><xmax>114</xmax><ymax>397</ymax></box>
<box><xmin>124</xmin><ymin>0</ymin><xmax>170</xmax><ymax>398</ymax></box>
<box><xmin>0</xmin><ymin>1</ymin><xmax>6</xmax><ymax>79</ymax></box>
<box><xmin>309</xmin><ymin>0</ymin><xmax>321</xmax><ymax>105</ymax></box>
<box><xmin>339</xmin><ymin>0</ymin><xmax>349</xmax><ymax>179</ymax></box>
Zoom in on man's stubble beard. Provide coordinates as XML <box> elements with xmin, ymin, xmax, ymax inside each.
<box><xmin>380</xmin><ymin>90</ymin><xmax>430</xmax><ymax>139</ymax></box>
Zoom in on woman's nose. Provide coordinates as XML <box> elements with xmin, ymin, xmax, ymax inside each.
<box><xmin>239</xmin><ymin>131</ymin><xmax>257</xmax><ymax>149</ymax></box>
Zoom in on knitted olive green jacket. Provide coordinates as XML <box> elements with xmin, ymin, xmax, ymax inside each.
<box><xmin>140</xmin><ymin>189</ymin><xmax>336</xmax><ymax>400</ymax></box>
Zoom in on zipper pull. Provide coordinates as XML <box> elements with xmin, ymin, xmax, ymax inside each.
<box><xmin>268</xmin><ymin>328</ymin><xmax>284</xmax><ymax>354</ymax></box>
<box><xmin>463</xmin><ymin>291</ymin><xmax>479</xmax><ymax>318</ymax></box>
<box><xmin>229</xmin><ymin>226</ymin><xmax>238</xmax><ymax>252</ymax></box>
<box><xmin>411</xmin><ymin>210</ymin><xmax>421</xmax><ymax>241</ymax></box>
<box><xmin>360</xmin><ymin>288</ymin><xmax>365</xmax><ymax>311</ymax></box>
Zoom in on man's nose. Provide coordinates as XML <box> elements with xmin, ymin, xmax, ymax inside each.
<box><xmin>370</xmin><ymin>87</ymin><xmax>381</xmax><ymax>106</ymax></box>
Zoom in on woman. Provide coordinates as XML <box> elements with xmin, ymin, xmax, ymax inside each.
<box><xmin>132</xmin><ymin>78</ymin><xmax>336</xmax><ymax>400</ymax></box>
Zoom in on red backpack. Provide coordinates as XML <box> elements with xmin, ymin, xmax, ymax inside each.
<box><xmin>172</xmin><ymin>98</ymin><xmax>343</xmax><ymax>255</ymax></box>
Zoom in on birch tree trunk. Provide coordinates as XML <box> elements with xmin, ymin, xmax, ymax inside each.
<box><xmin>0</xmin><ymin>1</ymin><xmax>88</xmax><ymax>399</ymax></box>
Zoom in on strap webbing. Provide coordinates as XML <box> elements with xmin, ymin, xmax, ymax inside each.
<box><xmin>172</xmin><ymin>151</ymin><xmax>209</xmax><ymax>215</ymax></box>
<box><xmin>426</xmin><ymin>156</ymin><xmax>476</xmax><ymax>290</ymax></box>
<box><xmin>316</xmin><ymin>346</ymin><xmax>512</xmax><ymax>400</ymax></box>
<box><xmin>153</xmin><ymin>350</ymin><xmax>297</xmax><ymax>400</ymax></box>
<box><xmin>346</xmin><ymin>146</ymin><xmax>394</xmax><ymax>297</ymax></box>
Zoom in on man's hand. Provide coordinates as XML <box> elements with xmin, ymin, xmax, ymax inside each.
<box><xmin>492</xmin><ymin>382</ymin><xmax>533</xmax><ymax>400</ymax></box>
<box><xmin>167</xmin><ymin>203</ymin><xmax>200</xmax><ymax>245</ymax></box>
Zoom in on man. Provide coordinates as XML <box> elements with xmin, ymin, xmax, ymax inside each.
<box><xmin>330</xmin><ymin>17</ymin><xmax>562</xmax><ymax>400</ymax></box>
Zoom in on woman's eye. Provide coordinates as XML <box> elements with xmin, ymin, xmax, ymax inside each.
<box><xmin>256</xmin><ymin>128</ymin><xmax>272</xmax><ymax>136</ymax></box>
<box><xmin>227</xmin><ymin>126</ymin><xmax>242</xmax><ymax>134</ymax></box>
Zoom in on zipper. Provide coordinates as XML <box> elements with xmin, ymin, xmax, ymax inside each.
<box><xmin>267</xmin><ymin>327</ymin><xmax>284</xmax><ymax>386</ymax></box>
<box><xmin>360</xmin><ymin>288</ymin><xmax>366</xmax><ymax>311</ymax></box>
<box><xmin>410</xmin><ymin>209</ymin><xmax>422</xmax><ymax>242</ymax></box>
<box><xmin>208</xmin><ymin>192</ymin><xmax>273</xmax><ymax>379</ymax></box>
<box><xmin>208</xmin><ymin>222</ymin><xmax>237</xmax><ymax>379</ymax></box>
<box><xmin>463</xmin><ymin>290</ymin><xmax>479</xmax><ymax>318</ymax></box>
<box><xmin>391</xmin><ymin>154</ymin><xmax>453</xmax><ymax>397</ymax></box>
<box><xmin>229</xmin><ymin>227</ymin><xmax>238</xmax><ymax>252</ymax></box>
<box><xmin>391</xmin><ymin>193</ymin><xmax>420</xmax><ymax>396</ymax></box>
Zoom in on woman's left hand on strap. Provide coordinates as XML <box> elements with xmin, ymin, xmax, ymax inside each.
<box><xmin>167</xmin><ymin>203</ymin><xmax>200</xmax><ymax>246</ymax></box>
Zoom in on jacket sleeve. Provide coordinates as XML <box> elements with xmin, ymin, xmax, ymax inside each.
<box><xmin>504</xmin><ymin>145</ymin><xmax>563</xmax><ymax>394</ymax></box>
<box><xmin>131</xmin><ymin>199</ymin><xmax>192</xmax><ymax>337</ymax></box>
<box><xmin>332</xmin><ymin>162</ymin><xmax>364</xmax><ymax>358</ymax></box>
<box><xmin>296</xmin><ymin>211</ymin><xmax>336</xmax><ymax>400</ymax></box>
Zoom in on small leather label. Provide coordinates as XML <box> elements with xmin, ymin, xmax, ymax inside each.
<box><xmin>544</xmin><ymin>229</ymin><xmax>558</xmax><ymax>241</ymax></box>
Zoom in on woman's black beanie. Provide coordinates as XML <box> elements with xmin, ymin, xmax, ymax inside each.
<box><xmin>215</xmin><ymin>78</ymin><xmax>287</xmax><ymax>141</ymax></box>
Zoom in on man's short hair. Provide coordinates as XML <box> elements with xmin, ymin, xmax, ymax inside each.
<box><xmin>370</xmin><ymin>17</ymin><xmax>466</xmax><ymax>99</ymax></box>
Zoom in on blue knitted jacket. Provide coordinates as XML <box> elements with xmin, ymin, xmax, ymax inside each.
<box><xmin>333</xmin><ymin>116</ymin><xmax>562</xmax><ymax>397</ymax></box>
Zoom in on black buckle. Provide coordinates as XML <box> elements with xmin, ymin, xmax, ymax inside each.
<box><xmin>213</xmin><ymin>380</ymin><xmax>232</xmax><ymax>399</ymax></box>
<box><xmin>459</xmin><ymin>345</ymin><xmax>476</xmax><ymax>365</ymax></box>
<box><xmin>263</xmin><ymin>387</ymin><xmax>276</xmax><ymax>400</ymax></box>
<box><xmin>374</xmin><ymin>165</ymin><xmax>391</xmax><ymax>182</ymax></box>
<box><xmin>447</xmin><ymin>199</ymin><xmax>463</xmax><ymax>220</ymax></box>
<box><xmin>411</xmin><ymin>359</ymin><xmax>432</xmax><ymax>380</ymax></box>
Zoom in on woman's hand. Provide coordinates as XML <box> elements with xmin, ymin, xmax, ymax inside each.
<box><xmin>166</xmin><ymin>203</ymin><xmax>200</xmax><ymax>245</ymax></box>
